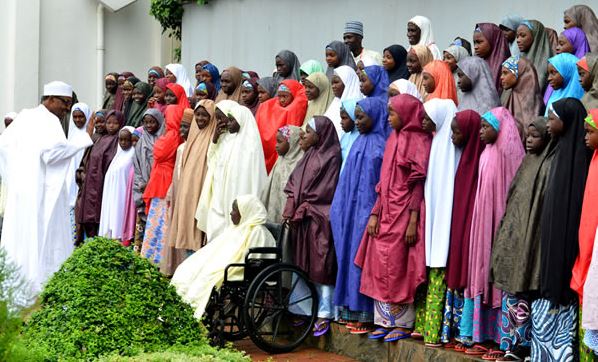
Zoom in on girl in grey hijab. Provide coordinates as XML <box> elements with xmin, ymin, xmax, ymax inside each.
<box><xmin>133</xmin><ymin>108</ymin><xmax>165</xmax><ymax>210</ymax></box>
<box><xmin>325</xmin><ymin>40</ymin><xmax>357</xmax><ymax>78</ymax></box>
<box><xmin>275</xmin><ymin>50</ymin><xmax>301</xmax><ymax>81</ymax></box>
<box><xmin>457</xmin><ymin>56</ymin><xmax>501</xmax><ymax>115</ymax></box>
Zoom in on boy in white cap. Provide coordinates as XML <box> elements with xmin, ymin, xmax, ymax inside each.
<box><xmin>343</xmin><ymin>20</ymin><xmax>382</xmax><ymax>66</ymax></box>
<box><xmin>0</xmin><ymin>81</ymin><xmax>92</xmax><ymax>301</ymax></box>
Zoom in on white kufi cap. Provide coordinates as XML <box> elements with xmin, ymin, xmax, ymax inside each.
<box><xmin>43</xmin><ymin>81</ymin><xmax>73</xmax><ymax>97</ymax></box>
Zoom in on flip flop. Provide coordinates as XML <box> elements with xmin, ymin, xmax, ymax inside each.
<box><xmin>411</xmin><ymin>331</ymin><xmax>423</xmax><ymax>339</ymax></box>
<box><xmin>497</xmin><ymin>351</ymin><xmax>524</xmax><ymax>361</ymax></box>
<box><xmin>425</xmin><ymin>342</ymin><xmax>443</xmax><ymax>347</ymax></box>
<box><xmin>350</xmin><ymin>324</ymin><xmax>373</xmax><ymax>335</ymax></box>
<box><xmin>444</xmin><ymin>341</ymin><xmax>458</xmax><ymax>349</ymax></box>
<box><xmin>482</xmin><ymin>349</ymin><xmax>505</xmax><ymax>361</ymax></box>
<box><xmin>368</xmin><ymin>327</ymin><xmax>390</xmax><ymax>340</ymax></box>
<box><xmin>466</xmin><ymin>345</ymin><xmax>490</xmax><ymax>355</ymax></box>
<box><xmin>384</xmin><ymin>328</ymin><xmax>411</xmax><ymax>342</ymax></box>
<box><xmin>313</xmin><ymin>319</ymin><xmax>330</xmax><ymax>337</ymax></box>
<box><xmin>345</xmin><ymin>322</ymin><xmax>357</xmax><ymax>330</ymax></box>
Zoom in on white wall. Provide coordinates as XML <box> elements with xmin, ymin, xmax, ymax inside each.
<box><xmin>181</xmin><ymin>0</ymin><xmax>595</xmax><ymax>78</ymax></box>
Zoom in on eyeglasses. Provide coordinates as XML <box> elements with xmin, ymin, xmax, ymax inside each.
<box><xmin>55</xmin><ymin>96</ymin><xmax>72</xmax><ymax>108</ymax></box>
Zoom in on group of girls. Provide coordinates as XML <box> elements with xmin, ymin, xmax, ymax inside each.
<box><xmin>59</xmin><ymin>4</ymin><xmax>598</xmax><ymax>362</ymax></box>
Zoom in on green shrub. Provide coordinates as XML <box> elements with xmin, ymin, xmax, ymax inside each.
<box><xmin>21</xmin><ymin>238</ymin><xmax>247</xmax><ymax>361</ymax></box>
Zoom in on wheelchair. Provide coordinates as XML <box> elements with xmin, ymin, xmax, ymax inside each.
<box><xmin>203</xmin><ymin>221</ymin><xmax>319</xmax><ymax>354</ymax></box>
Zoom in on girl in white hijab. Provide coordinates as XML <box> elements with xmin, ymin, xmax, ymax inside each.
<box><xmin>165</xmin><ymin>63</ymin><xmax>194</xmax><ymax>97</ymax></box>
<box><xmin>388</xmin><ymin>79</ymin><xmax>424</xmax><ymax>100</ymax></box>
<box><xmin>324</xmin><ymin>65</ymin><xmax>364</xmax><ymax>138</ymax></box>
<box><xmin>408</xmin><ymin>15</ymin><xmax>443</xmax><ymax>60</ymax></box>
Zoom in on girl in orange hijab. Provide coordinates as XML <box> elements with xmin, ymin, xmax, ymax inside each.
<box><xmin>422</xmin><ymin>60</ymin><xmax>458</xmax><ymax>105</ymax></box>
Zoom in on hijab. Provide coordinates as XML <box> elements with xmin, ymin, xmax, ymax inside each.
<box><xmin>383</xmin><ymin>44</ymin><xmax>410</xmax><ymax>82</ymax></box>
<box><xmin>300</xmin><ymin>59</ymin><xmax>325</xmax><ymax>76</ymax></box>
<box><xmin>501</xmin><ymin>15</ymin><xmax>524</xmax><ymax>56</ymax></box>
<box><xmin>275</xmin><ymin>50</ymin><xmax>301</xmax><ymax>81</ymax></box>
<box><xmin>563</xmin><ymin>27</ymin><xmax>591</xmax><ymax>58</ymax></box>
<box><xmin>241</xmin><ymin>78</ymin><xmax>260</xmax><ymax>115</ymax></box>
<box><xmin>423</xmin><ymin>60</ymin><xmax>457</xmax><ymax>104</ymax></box>
<box><xmin>540</xmin><ymin>97</ymin><xmax>592</xmax><ymax>305</ymax></box>
<box><xmin>500</xmin><ymin>55</ymin><xmax>544</xmax><ymax>129</ymax></box>
<box><xmin>389</xmin><ymin>79</ymin><xmax>423</xmax><ymax>101</ymax></box>
<box><xmin>445</xmin><ymin>45</ymin><xmax>470</xmax><ymax>64</ymax></box>
<box><xmin>166</xmin><ymin>83</ymin><xmax>191</xmax><ymax>112</ymax></box>
<box><xmin>165</xmin><ymin>64</ymin><xmax>194</xmax><ymax>97</ymax></box>
<box><xmin>134</xmin><ymin>108</ymin><xmax>165</xmax><ymax>207</ymax></box>
<box><xmin>126</xmin><ymin>81</ymin><xmax>153</xmax><ymax>128</ymax></box>
<box><xmin>195</xmin><ymin>81</ymin><xmax>217</xmax><ymax>101</ymax></box>
<box><xmin>581</xmin><ymin>53</ymin><xmax>598</xmax><ymax>110</ymax></box>
<box><xmin>256</xmin><ymin>77</ymin><xmax>279</xmax><ymax>99</ymax></box>
<box><xmin>519</xmin><ymin>20</ymin><xmax>554</xmax><ymax>91</ymax></box>
<box><xmin>304</xmin><ymin>72</ymin><xmax>335</xmax><ymax>124</ymax></box>
<box><xmin>408</xmin><ymin>15</ymin><xmax>442</xmax><ymax>59</ymax></box>
<box><xmin>202</xmin><ymin>63</ymin><xmax>221</xmax><ymax>90</ymax></box>
<box><xmin>153</xmin><ymin>78</ymin><xmax>171</xmax><ymax>113</ymax></box>
<box><xmin>215</xmin><ymin>67</ymin><xmax>243</xmax><ymax>103</ymax></box>
<box><xmin>408</xmin><ymin>45</ymin><xmax>434</xmax><ymax>99</ymax></box>
<box><xmin>325</xmin><ymin>41</ymin><xmax>357</xmax><ymax>78</ymax></box>
<box><xmin>362</xmin><ymin>65</ymin><xmax>390</xmax><ymax>100</ymax></box>
<box><xmin>148</xmin><ymin>66</ymin><xmax>164</xmax><ymax>79</ymax></box>
<box><xmin>457</xmin><ymin>56</ymin><xmax>501</xmax><ymax>114</ymax></box>
<box><xmin>475</xmin><ymin>23</ymin><xmax>511</xmax><ymax>93</ymax></box>
<box><xmin>339</xmin><ymin>99</ymin><xmax>361</xmax><ymax>170</ymax></box>
<box><xmin>565</xmin><ymin>5</ymin><xmax>598</xmax><ymax>52</ymax></box>
<box><xmin>66</xmin><ymin>103</ymin><xmax>92</xmax><ymax>208</ymax></box>
<box><xmin>324</xmin><ymin>65</ymin><xmax>364</xmax><ymax>138</ymax></box>
<box><xmin>545</xmin><ymin>53</ymin><xmax>585</xmax><ymax>115</ymax></box>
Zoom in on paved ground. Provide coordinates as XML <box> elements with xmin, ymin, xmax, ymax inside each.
<box><xmin>235</xmin><ymin>339</ymin><xmax>357</xmax><ymax>361</ymax></box>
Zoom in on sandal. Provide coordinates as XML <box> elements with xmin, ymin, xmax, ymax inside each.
<box><xmin>497</xmin><ymin>351</ymin><xmax>523</xmax><ymax>361</ymax></box>
<box><xmin>482</xmin><ymin>349</ymin><xmax>505</xmax><ymax>361</ymax></box>
<box><xmin>425</xmin><ymin>342</ymin><xmax>443</xmax><ymax>347</ymax></box>
<box><xmin>444</xmin><ymin>341</ymin><xmax>457</xmax><ymax>349</ymax></box>
<box><xmin>465</xmin><ymin>345</ymin><xmax>490</xmax><ymax>355</ymax></box>
<box><xmin>368</xmin><ymin>327</ymin><xmax>390</xmax><ymax>340</ymax></box>
<box><xmin>313</xmin><ymin>319</ymin><xmax>330</xmax><ymax>337</ymax></box>
<box><xmin>384</xmin><ymin>328</ymin><xmax>411</xmax><ymax>342</ymax></box>
<box><xmin>345</xmin><ymin>322</ymin><xmax>357</xmax><ymax>330</ymax></box>
<box><xmin>411</xmin><ymin>331</ymin><xmax>423</xmax><ymax>339</ymax></box>
<box><xmin>349</xmin><ymin>323</ymin><xmax>373</xmax><ymax>335</ymax></box>
<box><xmin>454</xmin><ymin>343</ymin><xmax>469</xmax><ymax>352</ymax></box>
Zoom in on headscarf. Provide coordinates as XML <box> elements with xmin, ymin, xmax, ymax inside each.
<box><xmin>133</xmin><ymin>108</ymin><xmax>165</xmax><ymax>208</ymax></box>
<box><xmin>457</xmin><ymin>56</ymin><xmax>501</xmax><ymax>115</ymax></box>
<box><xmin>260</xmin><ymin>125</ymin><xmax>303</xmax><ymax>223</ymax></box>
<box><xmin>153</xmin><ymin>78</ymin><xmax>171</xmax><ymax>113</ymax></box>
<box><xmin>408</xmin><ymin>15</ymin><xmax>442</xmax><ymax>59</ymax></box>
<box><xmin>195</xmin><ymin>81</ymin><xmax>217</xmax><ymax>101</ymax></box>
<box><xmin>113</xmin><ymin>72</ymin><xmax>135</xmax><ymax>112</ymax></box>
<box><xmin>500</xmin><ymin>55</ymin><xmax>544</xmax><ymax>129</ymax></box>
<box><xmin>126</xmin><ymin>81</ymin><xmax>153</xmax><ymax>128</ymax></box>
<box><xmin>166</xmin><ymin>83</ymin><xmax>191</xmax><ymax>112</ymax></box>
<box><xmin>325</xmin><ymin>41</ymin><xmax>357</xmax><ymax>78</ymax></box>
<box><xmin>445</xmin><ymin>45</ymin><xmax>470</xmax><ymax>64</ymax></box>
<box><xmin>339</xmin><ymin>99</ymin><xmax>361</xmax><ymax>169</ymax></box>
<box><xmin>275</xmin><ymin>50</ymin><xmax>301</xmax><ymax>81</ymax></box>
<box><xmin>500</xmin><ymin>15</ymin><xmax>524</xmax><ymax>56</ymax></box>
<box><xmin>546</xmin><ymin>27</ymin><xmax>560</xmax><ymax>53</ymax></box>
<box><xmin>66</xmin><ymin>103</ymin><xmax>92</xmax><ymax>208</ymax></box>
<box><xmin>300</xmin><ymin>59</ymin><xmax>325</xmax><ymax>76</ymax></box>
<box><xmin>241</xmin><ymin>78</ymin><xmax>260</xmax><ymax>115</ymax></box>
<box><xmin>545</xmin><ymin>53</ymin><xmax>585</xmax><ymax>115</ymax></box>
<box><xmin>582</xmin><ymin>53</ymin><xmax>598</xmax><ymax>110</ymax></box>
<box><xmin>304</xmin><ymin>72</ymin><xmax>335</xmax><ymax>124</ymax></box>
<box><xmin>408</xmin><ymin>45</ymin><xmax>434</xmax><ymax>99</ymax></box>
<box><xmin>165</xmin><ymin>64</ymin><xmax>194</xmax><ymax>97</ymax></box>
<box><xmin>466</xmin><ymin>107</ymin><xmax>525</xmax><ymax>307</ymax></box>
<box><xmin>324</xmin><ymin>65</ymin><xmax>365</xmax><ymax>138</ymax></box>
<box><xmin>565</xmin><ymin>5</ymin><xmax>598</xmax><ymax>52</ymax></box>
<box><xmin>202</xmin><ymin>63</ymin><xmax>221</xmax><ymax>90</ymax></box>
<box><xmin>540</xmin><ymin>97</ymin><xmax>592</xmax><ymax>305</ymax></box>
<box><xmin>383</xmin><ymin>44</ymin><xmax>410</xmax><ymax>82</ymax></box>
<box><xmin>519</xmin><ymin>20</ymin><xmax>554</xmax><ymax>91</ymax></box>
<box><xmin>389</xmin><ymin>79</ymin><xmax>423</xmax><ymax>101</ymax></box>
<box><xmin>445</xmin><ymin>110</ymin><xmax>485</xmax><ymax>289</ymax></box>
<box><xmin>215</xmin><ymin>67</ymin><xmax>243</xmax><ymax>103</ymax></box>
<box><xmin>148</xmin><ymin>66</ymin><xmax>164</xmax><ymax>79</ymax></box>
<box><xmin>167</xmin><ymin>100</ymin><xmax>217</xmax><ymax>251</ymax></box>
<box><xmin>475</xmin><ymin>23</ymin><xmax>511</xmax><ymax>93</ymax></box>
<box><xmin>423</xmin><ymin>99</ymin><xmax>461</xmax><ymax>267</ymax></box>
<box><xmin>256</xmin><ymin>77</ymin><xmax>279</xmax><ymax>99</ymax></box>
<box><xmin>422</xmin><ymin>60</ymin><xmax>457</xmax><ymax>104</ymax></box>
<box><xmin>563</xmin><ymin>27</ymin><xmax>591</xmax><ymax>58</ymax></box>
<box><xmin>362</xmin><ymin>65</ymin><xmax>390</xmax><ymax>100</ymax></box>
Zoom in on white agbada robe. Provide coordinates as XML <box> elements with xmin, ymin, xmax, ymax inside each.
<box><xmin>195</xmin><ymin>101</ymin><xmax>267</xmax><ymax>242</ymax></box>
<box><xmin>98</xmin><ymin>142</ymin><xmax>135</xmax><ymax>240</ymax></box>
<box><xmin>0</xmin><ymin>104</ymin><xmax>92</xmax><ymax>297</ymax></box>
<box><xmin>323</xmin><ymin>65</ymin><xmax>364</xmax><ymax>139</ymax></box>
<box><xmin>423</xmin><ymin>99</ymin><xmax>462</xmax><ymax>267</ymax></box>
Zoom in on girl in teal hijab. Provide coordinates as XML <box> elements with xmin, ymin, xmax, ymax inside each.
<box><xmin>300</xmin><ymin>60</ymin><xmax>325</xmax><ymax>83</ymax></box>
<box><xmin>339</xmin><ymin>99</ymin><xmax>361</xmax><ymax>172</ymax></box>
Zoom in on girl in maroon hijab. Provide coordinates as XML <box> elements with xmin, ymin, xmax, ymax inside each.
<box><xmin>283</xmin><ymin>116</ymin><xmax>341</xmax><ymax>337</ymax></box>
<box><xmin>355</xmin><ymin>94</ymin><xmax>432</xmax><ymax>342</ymax></box>
<box><xmin>473</xmin><ymin>23</ymin><xmax>511</xmax><ymax>94</ymax></box>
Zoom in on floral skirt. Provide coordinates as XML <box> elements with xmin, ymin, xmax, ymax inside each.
<box><xmin>441</xmin><ymin>288</ymin><xmax>465</xmax><ymax>343</ymax></box>
<box><xmin>140</xmin><ymin>198</ymin><xmax>168</xmax><ymax>265</ymax></box>
<box><xmin>499</xmin><ymin>293</ymin><xmax>532</xmax><ymax>351</ymax></box>
<box><xmin>413</xmin><ymin>268</ymin><xmax>447</xmax><ymax>343</ymax></box>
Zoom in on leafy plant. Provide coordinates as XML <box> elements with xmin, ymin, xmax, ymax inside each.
<box><xmin>150</xmin><ymin>0</ymin><xmax>212</xmax><ymax>41</ymax></box>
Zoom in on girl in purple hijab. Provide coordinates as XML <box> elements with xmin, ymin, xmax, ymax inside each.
<box><xmin>473</xmin><ymin>23</ymin><xmax>511</xmax><ymax>94</ymax></box>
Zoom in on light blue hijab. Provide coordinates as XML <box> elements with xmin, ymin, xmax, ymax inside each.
<box><xmin>544</xmin><ymin>53</ymin><xmax>585</xmax><ymax>115</ymax></box>
<box><xmin>339</xmin><ymin>99</ymin><xmax>360</xmax><ymax>172</ymax></box>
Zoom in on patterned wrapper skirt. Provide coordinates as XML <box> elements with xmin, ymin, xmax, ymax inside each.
<box><xmin>374</xmin><ymin>301</ymin><xmax>415</xmax><ymax>329</ymax></box>
<box><xmin>531</xmin><ymin>298</ymin><xmax>577</xmax><ymax>362</ymax></box>
<box><xmin>499</xmin><ymin>293</ymin><xmax>532</xmax><ymax>351</ymax></box>
<box><xmin>413</xmin><ymin>268</ymin><xmax>447</xmax><ymax>343</ymax></box>
<box><xmin>140</xmin><ymin>198</ymin><xmax>169</xmax><ymax>265</ymax></box>
<box><xmin>441</xmin><ymin>288</ymin><xmax>465</xmax><ymax>343</ymax></box>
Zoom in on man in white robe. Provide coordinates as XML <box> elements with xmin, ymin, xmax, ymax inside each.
<box><xmin>0</xmin><ymin>81</ymin><xmax>92</xmax><ymax>299</ymax></box>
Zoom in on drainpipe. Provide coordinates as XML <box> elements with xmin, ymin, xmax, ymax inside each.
<box><xmin>96</xmin><ymin>3</ymin><xmax>104</xmax><ymax>108</ymax></box>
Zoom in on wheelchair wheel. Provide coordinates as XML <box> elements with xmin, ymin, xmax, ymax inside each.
<box><xmin>243</xmin><ymin>264</ymin><xmax>318</xmax><ymax>354</ymax></box>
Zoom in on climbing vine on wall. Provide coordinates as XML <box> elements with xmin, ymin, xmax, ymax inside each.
<box><xmin>150</xmin><ymin>0</ymin><xmax>210</xmax><ymax>41</ymax></box>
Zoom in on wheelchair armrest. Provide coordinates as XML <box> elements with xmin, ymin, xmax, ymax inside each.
<box><xmin>224</xmin><ymin>263</ymin><xmax>246</xmax><ymax>283</ymax></box>
<box><xmin>245</xmin><ymin>247</ymin><xmax>280</xmax><ymax>262</ymax></box>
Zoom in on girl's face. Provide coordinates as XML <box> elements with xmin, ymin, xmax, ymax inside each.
<box><xmin>300</xmin><ymin>71</ymin><xmax>308</xmax><ymax>84</ymax></box>
<box><xmin>118</xmin><ymin>76</ymin><xmax>126</xmax><ymax>87</ymax></box>
<box><xmin>547</xmin><ymin>63</ymin><xmax>564</xmax><ymax>90</ymax></box>
<box><xmin>556</xmin><ymin>34</ymin><xmax>574</xmax><ymax>54</ymax></box>
<box><xmin>501</xmin><ymin>27</ymin><xmax>517</xmax><ymax>43</ymax></box>
<box><xmin>132</xmin><ymin>87</ymin><xmax>145</xmax><ymax>103</ymax></box>
<box><xmin>105</xmin><ymin>78</ymin><xmax>117</xmax><ymax>93</ymax></box>
<box><xmin>422</xmin><ymin>112</ymin><xmax>436</xmax><ymax>133</ymax></box>
<box><xmin>257</xmin><ymin>85</ymin><xmax>271</xmax><ymax>103</ymax></box>
<box><xmin>457</xmin><ymin>69</ymin><xmax>473</xmax><ymax>92</ymax></box>
<box><xmin>275</xmin><ymin>56</ymin><xmax>291</xmax><ymax>77</ymax></box>
<box><xmin>578</xmin><ymin>66</ymin><xmax>593</xmax><ymax>91</ymax></box>
<box><xmin>450</xmin><ymin>118</ymin><xmax>465</xmax><ymax>147</ymax></box>
<box><xmin>299</xmin><ymin>124</ymin><xmax>319</xmax><ymax>151</ymax></box>
<box><xmin>479</xmin><ymin>119</ymin><xmax>498</xmax><ymax>144</ymax></box>
<box><xmin>119</xmin><ymin>130</ymin><xmax>132</xmax><ymax>150</ymax></box>
<box><xmin>516</xmin><ymin>25</ymin><xmax>534</xmax><ymax>53</ymax></box>
<box><xmin>275</xmin><ymin>132</ymin><xmax>290</xmax><ymax>156</ymax></box>
<box><xmin>585</xmin><ymin>122</ymin><xmax>598</xmax><ymax>149</ymax></box>
<box><xmin>165</xmin><ymin>69</ymin><xmax>177</xmax><ymax>83</ymax></box>
<box><xmin>277</xmin><ymin>90</ymin><xmax>294</xmax><ymax>107</ymax></box>
<box><xmin>526</xmin><ymin>125</ymin><xmax>546</xmax><ymax>153</ymax></box>
<box><xmin>195</xmin><ymin>64</ymin><xmax>203</xmax><ymax>83</ymax></box>
<box><xmin>241</xmin><ymin>87</ymin><xmax>258</xmax><ymax>106</ymax></box>
<box><xmin>500</xmin><ymin>67</ymin><xmax>518</xmax><ymax>90</ymax></box>
<box><xmin>387</xmin><ymin>105</ymin><xmax>403</xmax><ymax>130</ymax></box>
<box><xmin>303</xmin><ymin>79</ymin><xmax>320</xmax><ymax>101</ymax></box>
<box><xmin>473</xmin><ymin>31</ymin><xmax>492</xmax><ymax>58</ymax></box>
<box><xmin>406</xmin><ymin>52</ymin><xmax>422</xmax><ymax>74</ymax></box>
<box><xmin>563</xmin><ymin>15</ymin><xmax>576</xmax><ymax>29</ymax></box>
<box><xmin>153</xmin><ymin>86</ymin><xmax>165</xmax><ymax>104</ymax></box>
<box><xmin>143</xmin><ymin>115</ymin><xmax>160</xmax><ymax>135</ymax></box>
<box><xmin>200</xmin><ymin>70</ymin><xmax>212</xmax><ymax>83</ymax></box>
<box><xmin>382</xmin><ymin>50</ymin><xmax>396</xmax><ymax>71</ymax></box>
<box><xmin>406</xmin><ymin>22</ymin><xmax>421</xmax><ymax>45</ymax></box>
<box><xmin>422</xmin><ymin>72</ymin><xmax>436</xmax><ymax>94</ymax></box>
<box><xmin>105</xmin><ymin>115</ymin><xmax>121</xmax><ymax>135</ymax></box>
<box><xmin>443</xmin><ymin>52</ymin><xmax>458</xmax><ymax>72</ymax></box>
<box><xmin>331</xmin><ymin>75</ymin><xmax>345</xmax><ymax>98</ymax></box>
<box><xmin>388</xmin><ymin>87</ymin><xmax>400</xmax><ymax>97</ymax></box>
<box><xmin>164</xmin><ymin>89</ymin><xmax>178</xmax><ymax>105</ymax></box>
<box><xmin>148</xmin><ymin>73</ymin><xmax>158</xmax><ymax>87</ymax></box>
<box><xmin>122</xmin><ymin>83</ymin><xmax>134</xmax><ymax>100</ymax></box>
<box><xmin>179</xmin><ymin>121</ymin><xmax>191</xmax><ymax>140</ymax></box>
<box><xmin>227</xmin><ymin>114</ymin><xmax>240</xmax><ymax>134</ymax></box>
<box><xmin>340</xmin><ymin>109</ymin><xmax>355</xmax><ymax>133</ymax></box>
<box><xmin>359</xmin><ymin>72</ymin><xmax>374</xmax><ymax>95</ymax></box>
<box><xmin>325</xmin><ymin>49</ymin><xmax>340</xmax><ymax>68</ymax></box>
<box><xmin>354</xmin><ymin>106</ymin><xmax>373</xmax><ymax>134</ymax></box>
<box><xmin>94</xmin><ymin>115</ymin><xmax>106</xmax><ymax>134</ymax></box>
<box><xmin>221</xmin><ymin>71</ymin><xmax>236</xmax><ymax>95</ymax></box>
<box><xmin>72</xmin><ymin>110</ymin><xmax>87</xmax><ymax>129</ymax></box>
<box><xmin>195</xmin><ymin>88</ymin><xmax>209</xmax><ymax>101</ymax></box>
<box><xmin>547</xmin><ymin>110</ymin><xmax>565</xmax><ymax>138</ymax></box>
<box><xmin>230</xmin><ymin>200</ymin><xmax>241</xmax><ymax>225</ymax></box>
<box><xmin>194</xmin><ymin>106</ymin><xmax>211</xmax><ymax>129</ymax></box>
